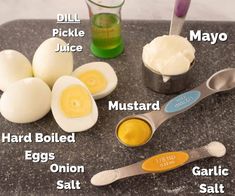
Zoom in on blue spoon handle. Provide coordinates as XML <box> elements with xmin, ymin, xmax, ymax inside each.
<box><xmin>149</xmin><ymin>68</ymin><xmax>235</xmax><ymax>127</ymax></box>
<box><xmin>162</xmin><ymin>81</ymin><xmax>214</xmax><ymax>117</ymax></box>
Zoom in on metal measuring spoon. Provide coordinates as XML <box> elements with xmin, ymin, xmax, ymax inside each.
<box><xmin>116</xmin><ymin>68</ymin><xmax>235</xmax><ymax>147</ymax></box>
<box><xmin>91</xmin><ymin>141</ymin><xmax>226</xmax><ymax>186</ymax></box>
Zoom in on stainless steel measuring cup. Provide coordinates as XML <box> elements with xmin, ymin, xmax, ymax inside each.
<box><xmin>143</xmin><ymin>0</ymin><xmax>192</xmax><ymax>94</ymax></box>
<box><xmin>116</xmin><ymin>68</ymin><xmax>235</xmax><ymax>147</ymax></box>
<box><xmin>143</xmin><ymin>61</ymin><xmax>195</xmax><ymax>94</ymax></box>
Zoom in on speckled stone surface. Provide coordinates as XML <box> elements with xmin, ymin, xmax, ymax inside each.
<box><xmin>0</xmin><ymin>20</ymin><xmax>234</xmax><ymax>196</ymax></box>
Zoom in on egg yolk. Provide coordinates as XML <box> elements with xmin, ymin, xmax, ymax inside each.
<box><xmin>117</xmin><ymin>118</ymin><xmax>152</xmax><ymax>147</ymax></box>
<box><xmin>60</xmin><ymin>85</ymin><xmax>92</xmax><ymax>118</ymax></box>
<box><xmin>77</xmin><ymin>70</ymin><xmax>107</xmax><ymax>94</ymax></box>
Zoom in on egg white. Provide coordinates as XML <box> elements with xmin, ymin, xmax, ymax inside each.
<box><xmin>51</xmin><ymin>76</ymin><xmax>98</xmax><ymax>133</ymax></box>
<box><xmin>0</xmin><ymin>78</ymin><xmax>51</xmax><ymax>123</ymax></box>
<box><xmin>33</xmin><ymin>37</ymin><xmax>73</xmax><ymax>88</ymax></box>
<box><xmin>0</xmin><ymin>50</ymin><xmax>33</xmax><ymax>92</ymax></box>
<box><xmin>72</xmin><ymin>62</ymin><xmax>118</xmax><ymax>100</ymax></box>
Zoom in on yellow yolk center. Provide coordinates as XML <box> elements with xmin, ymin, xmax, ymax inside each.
<box><xmin>60</xmin><ymin>85</ymin><xmax>92</xmax><ymax>118</ymax></box>
<box><xmin>117</xmin><ymin>118</ymin><xmax>152</xmax><ymax>147</ymax></box>
<box><xmin>77</xmin><ymin>70</ymin><xmax>107</xmax><ymax>94</ymax></box>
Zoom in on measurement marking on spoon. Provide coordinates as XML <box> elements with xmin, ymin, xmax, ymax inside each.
<box><xmin>164</xmin><ymin>90</ymin><xmax>201</xmax><ymax>113</ymax></box>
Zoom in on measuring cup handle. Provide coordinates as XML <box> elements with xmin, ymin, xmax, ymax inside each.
<box><xmin>161</xmin><ymin>81</ymin><xmax>215</xmax><ymax>120</ymax></box>
<box><xmin>175</xmin><ymin>0</ymin><xmax>191</xmax><ymax>17</ymax></box>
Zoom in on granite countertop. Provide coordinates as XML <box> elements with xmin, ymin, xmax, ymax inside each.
<box><xmin>0</xmin><ymin>20</ymin><xmax>234</xmax><ymax>196</ymax></box>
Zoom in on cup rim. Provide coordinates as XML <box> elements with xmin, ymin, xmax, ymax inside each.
<box><xmin>86</xmin><ymin>0</ymin><xmax>125</xmax><ymax>9</ymax></box>
<box><xmin>143</xmin><ymin>60</ymin><xmax>195</xmax><ymax>77</ymax></box>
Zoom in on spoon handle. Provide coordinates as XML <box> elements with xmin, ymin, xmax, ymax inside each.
<box><xmin>169</xmin><ymin>0</ymin><xmax>191</xmax><ymax>35</ymax></box>
<box><xmin>141</xmin><ymin>141</ymin><xmax>226</xmax><ymax>174</ymax></box>
<box><xmin>157</xmin><ymin>81</ymin><xmax>215</xmax><ymax>124</ymax></box>
<box><xmin>91</xmin><ymin>142</ymin><xmax>225</xmax><ymax>186</ymax></box>
<box><xmin>117</xmin><ymin>143</ymin><xmax>214</xmax><ymax>179</ymax></box>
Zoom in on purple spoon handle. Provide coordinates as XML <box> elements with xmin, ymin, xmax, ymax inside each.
<box><xmin>175</xmin><ymin>0</ymin><xmax>191</xmax><ymax>17</ymax></box>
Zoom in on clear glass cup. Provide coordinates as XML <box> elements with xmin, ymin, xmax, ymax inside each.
<box><xmin>86</xmin><ymin>0</ymin><xmax>125</xmax><ymax>58</ymax></box>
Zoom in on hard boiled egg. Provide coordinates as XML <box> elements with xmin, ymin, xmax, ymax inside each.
<box><xmin>0</xmin><ymin>78</ymin><xmax>51</xmax><ymax>123</ymax></box>
<box><xmin>51</xmin><ymin>76</ymin><xmax>98</xmax><ymax>132</ymax></box>
<box><xmin>33</xmin><ymin>37</ymin><xmax>73</xmax><ymax>88</ymax></box>
<box><xmin>72</xmin><ymin>62</ymin><xmax>118</xmax><ymax>100</ymax></box>
<box><xmin>0</xmin><ymin>50</ymin><xmax>33</xmax><ymax>91</ymax></box>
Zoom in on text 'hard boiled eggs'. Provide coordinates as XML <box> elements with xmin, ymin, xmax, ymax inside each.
<box><xmin>0</xmin><ymin>78</ymin><xmax>51</xmax><ymax>123</ymax></box>
<box><xmin>72</xmin><ymin>62</ymin><xmax>118</xmax><ymax>100</ymax></box>
<box><xmin>0</xmin><ymin>50</ymin><xmax>33</xmax><ymax>92</ymax></box>
<box><xmin>51</xmin><ymin>76</ymin><xmax>98</xmax><ymax>132</ymax></box>
<box><xmin>33</xmin><ymin>37</ymin><xmax>73</xmax><ymax>88</ymax></box>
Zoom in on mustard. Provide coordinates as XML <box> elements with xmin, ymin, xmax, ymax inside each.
<box><xmin>117</xmin><ymin>118</ymin><xmax>152</xmax><ymax>147</ymax></box>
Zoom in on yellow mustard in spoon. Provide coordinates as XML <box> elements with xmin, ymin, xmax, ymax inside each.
<box><xmin>117</xmin><ymin>118</ymin><xmax>152</xmax><ymax>147</ymax></box>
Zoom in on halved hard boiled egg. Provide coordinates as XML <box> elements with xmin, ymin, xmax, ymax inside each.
<box><xmin>72</xmin><ymin>62</ymin><xmax>118</xmax><ymax>100</ymax></box>
<box><xmin>51</xmin><ymin>76</ymin><xmax>98</xmax><ymax>132</ymax></box>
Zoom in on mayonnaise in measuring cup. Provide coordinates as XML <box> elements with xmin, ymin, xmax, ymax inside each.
<box><xmin>142</xmin><ymin>35</ymin><xmax>195</xmax><ymax>77</ymax></box>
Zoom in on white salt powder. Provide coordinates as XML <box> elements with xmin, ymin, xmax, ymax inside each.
<box><xmin>91</xmin><ymin>170</ymin><xmax>118</xmax><ymax>186</ymax></box>
<box><xmin>205</xmin><ymin>141</ymin><xmax>226</xmax><ymax>157</ymax></box>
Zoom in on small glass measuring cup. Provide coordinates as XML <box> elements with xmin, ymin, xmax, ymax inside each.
<box><xmin>86</xmin><ymin>0</ymin><xmax>125</xmax><ymax>58</ymax></box>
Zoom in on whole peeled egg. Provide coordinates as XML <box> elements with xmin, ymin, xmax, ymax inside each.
<box><xmin>0</xmin><ymin>78</ymin><xmax>51</xmax><ymax>123</ymax></box>
<box><xmin>51</xmin><ymin>76</ymin><xmax>98</xmax><ymax>132</ymax></box>
<box><xmin>0</xmin><ymin>50</ymin><xmax>33</xmax><ymax>91</ymax></box>
<box><xmin>33</xmin><ymin>37</ymin><xmax>73</xmax><ymax>88</ymax></box>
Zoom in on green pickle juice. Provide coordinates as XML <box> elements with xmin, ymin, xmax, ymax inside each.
<box><xmin>91</xmin><ymin>13</ymin><xmax>122</xmax><ymax>49</ymax></box>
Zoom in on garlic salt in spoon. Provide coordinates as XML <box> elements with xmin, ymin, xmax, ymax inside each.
<box><xmin>116</xmin><ymin>68</ymin><xmax>235</xmax><ymax>147</ymax></box>
<box><xmin>91</xmin><ymin>141</ymin><xmax>226</xmax><ymax>186</ymax></box>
